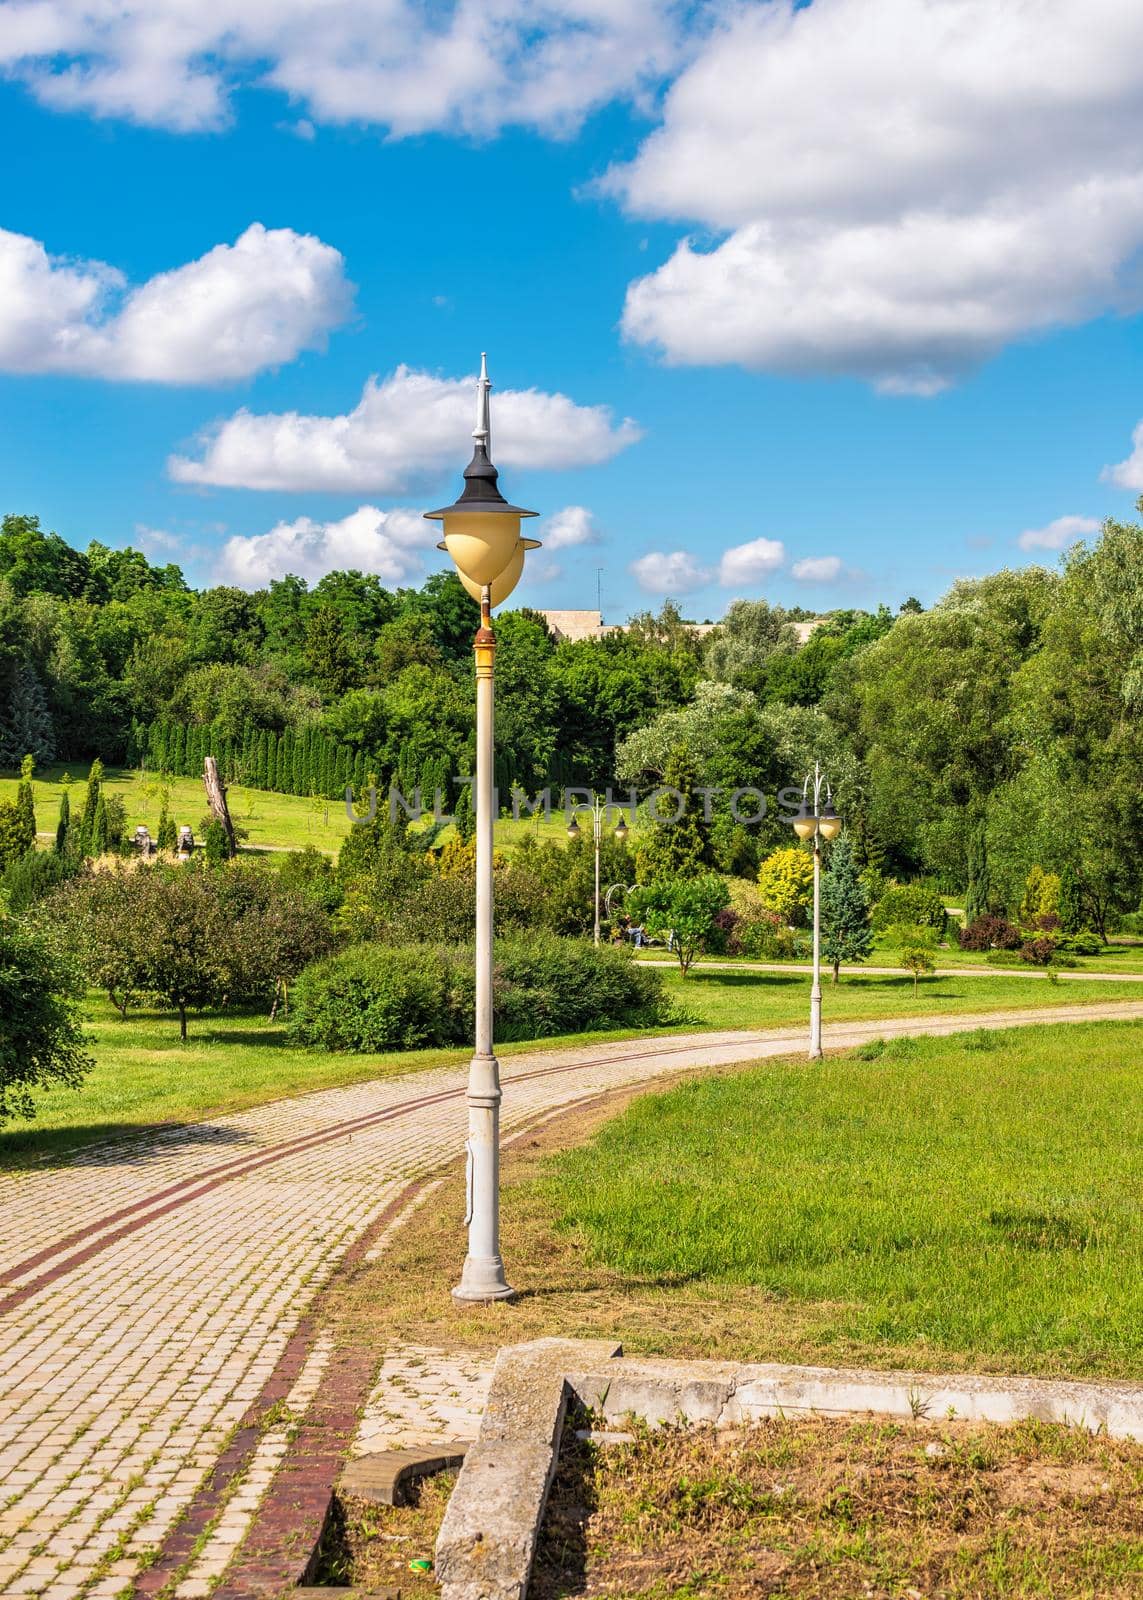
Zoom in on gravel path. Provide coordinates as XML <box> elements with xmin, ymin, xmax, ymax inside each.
<box><xmin>0</xmin><ymin>999</ymin><xmax>1140</xmax><ymax>1598</ymax></box>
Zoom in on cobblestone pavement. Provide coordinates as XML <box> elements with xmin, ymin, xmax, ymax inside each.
<box><xmin>0</xmin><ymin>1000</ymin><xmax>1140</xmax><ymax>1597</ymax></box>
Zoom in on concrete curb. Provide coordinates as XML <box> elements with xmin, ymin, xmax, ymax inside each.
<box><xmin>435</xmin><ymin>1341</ymin><xmax>1143</xmax><ymax>1600</ymax></box>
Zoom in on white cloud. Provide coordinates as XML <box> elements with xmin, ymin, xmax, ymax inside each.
<box><xmin>0</xmin><ymin>222</ymin><xmax>352</xmax><ymax>382</ymax></box>
<box><xmin>1103</xmin><ymin>421</ymin><xmax>1143</xmax><ymax>492</ymax></box>
<box><xmin>544</xmin><ymin>505</ymin><xmax>599</xmax><ymax>551</ymax></box>
<box><xmin>791</xmin><ymin>556</ymin><xmax>844</xmax><ymax>583</ymax></box>
<box><xmin>1016</xmin><ymin>515</ymin><xmax>1100</xmax><ymax>553</ymax></box>
<box><xmin>717</xmin><ymin>536</ymin><xmax>785</xmax><ymax>587</ymax></box>
<box><xmin>169</xmin><ymin>367</ymin><xmax>641</xmax><ymax>492</ymax></box>
<box><xmin>216</xmin><ymin>505</ymin><xmax>433</xmax><ymax>589</ymax></box>
<box><xmin>629</xmin><ymin>549</ymin><xmax>710</xmax><ymax>596</ymax></box>
<box><xmin>612</xmin><ymin>0</ymin><xmax>1143</xmax><ymax>391</ymax></box>
<box><xmin>0</xmin><ymin>1</ymin><xmax>686</xmax><ymax>137</ymax></box>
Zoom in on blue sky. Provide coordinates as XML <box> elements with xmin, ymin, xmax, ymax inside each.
<box><xmin>1</xmin><ymin>0</ymin><xmax>1141</xmax><ymax>621</ymax></box>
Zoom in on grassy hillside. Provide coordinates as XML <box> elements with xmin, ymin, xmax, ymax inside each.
<box><xmin>0</xmin><ymin>765</ymin><xmax>603</xmax><ymax>855</ymax></box>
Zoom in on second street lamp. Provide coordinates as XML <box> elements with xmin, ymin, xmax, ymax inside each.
<box><xmin>567</xmin><ymin>798</ymin><xmax>629</xmax><ymax>944</ymax></box>
<box><xmin>425</xmin><ymin>354</ymin><xmax>540</xmax><ymax>1304</ymax></box>
<box><xmin>792</xmin><ymin>762</ymin><xmax>842</xmax><ymax>1061</ymax></box>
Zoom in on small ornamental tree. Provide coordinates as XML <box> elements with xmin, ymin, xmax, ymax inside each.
<box><xmin>79</xmin><ymin>758</ymin><xmax>103</xmax><ymax>857</ymax></box>
<box><xmin>821</xmin><ymin>834</ymin><xmax>873</xmax><ymax>982</ymax></box>
<box><xmin>16</xmin><ymin>755</ymin><xmax>35</xmax><ymax>844</ymax></box>
<box><xmin>55</xmin><ymin>775</ymin><xmax>72</xmax><ymax>854</ymax></box>
<box><xmin>143</xmin><ymin>870</ymin><xmax>231</xmax><ymax>1040</ymax></box>
<box><xmin>0</xmin><ymin>799</ymin><xmax>33</xmax><ymax>870</ymax></box>
<box><xmin>901</xmin><ymin>946</ymin><xmax>936</xmax><ymax>995</ymax></box>
<box><xmin>156</xmin><ymin>784</ymin><xmax>177</xmax><ymax>850</ymax></box>
<box><xmin>627</xmin><ymin>874</ymin><xmax>730</xmax><ymax>976</ymax></box>
<box><xmin>0</xmin><ymin>912</ymin><xmax>93</xmax><ymax>1123</ymax></box>
<box><xmin>756</xmin><ymin>846</ymin><xmax>815</xmax><ymax>926</ymax></box>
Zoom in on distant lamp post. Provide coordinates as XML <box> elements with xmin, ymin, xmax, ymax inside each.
<box><xmin>567</xmin><ymin>799</ymin><xmax>628</xmax><ymax>945</ymax></box>
<box><xmin>792</xmin><ymin>763</ymin><xmax>842</xmax><ymax>1061</ymax></box>
<box><xmin>425</xmin><ymin>354</ymin><xmax>541</xmax><ymax>1304</ymax></box>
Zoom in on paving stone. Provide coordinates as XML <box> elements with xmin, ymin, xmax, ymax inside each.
<box><xmin>1</xmin><ymin>1003</ymin><xmax>1138</xmax><ymax>1592</ymax></box>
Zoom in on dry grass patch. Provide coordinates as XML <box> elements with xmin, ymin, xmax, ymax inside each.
<box><xmin>312</xmin><ymin>1474</ymin><xmax>455</xmax><ymax>1593</ymax></box>
<box><xmin>532</xmin><ymin>1414</ymin><xmax>1143</xmax><ymax>1599</ymax></box>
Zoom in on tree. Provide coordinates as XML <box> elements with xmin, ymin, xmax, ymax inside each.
<box><xmin>11</xmin><ymin>754</ymin><xmax>37</xmax><ymax>854</ymax></box>
<box><xmin>756</xmin><ymin>846</ymin><xmax>815</xmax><ymax>926</ymax></box>
<box><xmin>627</xmin><ymin>874</ymin><xmax>729</xmax><ymax>976</ymax></box>
<box><xmin>0</xmin><ymin>801</ymin><xmax>33</xmax><ymax>870</ymax></box>
<box><xmin>55</xmin><ymin>776</ymin><xmax>72</xmax><ymax>854</ymax></box>
<box><xmin>0</xmin><ymin>665</ymin><xmax>56</xmax><ymax>765</ymax></box>
<box><xmin>634</xmin><ymin>744</ymin><xmax>709</xmax><ymax>883</ymax></box>
<box><xmin>900</xmin><ymin>946</ymin><xmax>936</xmax><ymax>995</ymax></box>
<box><xmin>78</xmin><ymin>759</ymin><xmax>103</xmax><ymax>856</ymax></box>
<box><xmin>48</xmin><ymin>866</ymin><xmax>155</xmax><ymax>1018</ymax></box>
<box><xmin>0</xmin><ymin>911</ymin><xmax>93</xmax><ymax>1122</ymax></box>
<box><xmin>821</xmin><ymin>834</ymin><xmax>873</xmax><ymax>981</ymax></box>
<box><xmin>142</xmin><ymin>870</ymin><xmax>232</xmax><ymax>1040</ymax></box>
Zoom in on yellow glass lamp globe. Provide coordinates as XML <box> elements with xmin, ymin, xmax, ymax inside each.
<box><xmin>447</xmin><ymin>537</ymin><xmax>542</xmax><ymax>608</ymax></box>
<box><xmin>793</xmin><ymin>816</ymin><xmax>818</xmax><ymax>840</ymax></box>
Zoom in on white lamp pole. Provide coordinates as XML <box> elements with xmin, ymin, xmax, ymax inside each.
<box><xmin>426</xmin><ymin>355</ymin><xmax>540</xmax><ymax>1303</ymax></box>
<box><xmin>792</xmin><ymin>763</ymin><xmax>841</xmax><ymax>1061</ymax></box>
<box><xmin>567</xmin><ymin>798</ymin><xmax>628</xmax><ymax>944</ymax></box>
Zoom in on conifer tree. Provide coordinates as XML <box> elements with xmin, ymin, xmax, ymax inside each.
<box><xmin>55</xmin><ymin>776</ymin><xmax>72</xmax><ymax>854</ymax></box>
<box><xmin>1057</xmin><ymin>863</ymin><xmax>1085</xmax><ymax>933</ymax></box>
<box><xmin>635</xmin><ymin>744</ymin><xmax>708</xmax><ymax>883</ymax></box>
<box><xmin>90</xmin><ymin>794</ymin><xmax>109</xmax><ymax>857</ymax></box>
<box><xmin>821</xmin><ymin>833</ymin><xmax>874</xmax><ymax>982</ymax></box>
<box><xmin>0</xmin><ymin>664</ymin><xmax>56</xmax><ymax>766</ymax></box>
<box><xmin>16</xmin><ymin>754</ymin><xmax>36</xmax><ymax>844</ymax></box>
<box><xmin>79</xmin><ymin>759</ymin><xmax>103</xmax><ymax>856</ymax></box>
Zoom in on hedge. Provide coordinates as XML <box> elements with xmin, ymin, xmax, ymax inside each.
<box><xmin>289</xmin><ymin>932</ymin><xmax>675</xmax><ymax>1052</ymax></box>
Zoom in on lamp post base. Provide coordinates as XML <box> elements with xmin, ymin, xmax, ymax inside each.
<box><xmin>451</xmin><ymin>1257</ymin><xmax>516</xmax><ymax>1304</ymax></box>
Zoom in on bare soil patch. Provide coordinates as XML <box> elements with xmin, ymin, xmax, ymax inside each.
<box><xmin>531</xmin><ymin>1413</ymin><xmax>1143</xmax><ymax>1599</ymax></box>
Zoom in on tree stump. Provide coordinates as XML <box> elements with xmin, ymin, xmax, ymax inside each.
<box><xmin>203</xmin><ymin>755</ymin><xmax>237</xmax><ymax>857</ymax></box>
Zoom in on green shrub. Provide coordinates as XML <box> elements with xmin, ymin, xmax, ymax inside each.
<box><xmin>872</xmin><ymin>882</ymin><xmax>948</xmax><ymax>936</ymax></box>
<box><xmin>1058</xmin><ymin>929</ymin><xmax>1102</xmax><ymax>956</ymax></box>
<box><xmin>289</xmin><ymin>933</ymin><xmax>674</xmax><ymax>1052</ymax></box>
<box><xmin>290</xmin><ymin>944</ymin><xmax>453</xmax><ymax>1052</ymax></box>
<box><xmin>0</xmin><ymin>847</ymin><xmax>81</xmax><ymax>913</ymax></box>
<box><xmin>1116</xmin><ymin>911</ymin><xmax>1143</xmax><ymax>937</ymax></box>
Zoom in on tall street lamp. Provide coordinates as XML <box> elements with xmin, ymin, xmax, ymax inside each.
<box><xmin>792</xmin><ymin>763</ymin><xmax>841</xmax><ymax>1061</ymax></box>
<box><xmin>425</xmin><ymin>354</ymin><xmax>541</xmax><ymax>1303</ymax></box>
<box><xmin>567</xmin><ymin>798</ymin><xmax>629</xmax><ymax>944</ymax></box>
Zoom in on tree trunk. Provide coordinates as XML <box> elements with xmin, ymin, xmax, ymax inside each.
<box><xmin>832</xmin><ymin>960</ymin><xmax>840</xmax><ymax>984</ymax></box>
<box><xmin>203</xmin><ymin>755</ymin><xmax>237</xmax><ymax>857</ymax></box>
<box><xmin>179</xmin><ymin>1004</ymin><xmax>188</xmax><ymax>1042</ymax></box>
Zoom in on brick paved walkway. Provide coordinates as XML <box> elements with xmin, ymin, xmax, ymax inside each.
<box><xmin>0</xmin><ymin>1000</ymin><xmax>1139</xmax><ymax>1597</ymax></box>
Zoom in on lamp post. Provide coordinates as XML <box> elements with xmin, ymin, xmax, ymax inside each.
<box><xmin>567</xmin><ymin>799</ymin><xmax>629</xmax><ymax>944</ymax></box>
<box><xmin>791</xmin><ymin>763</ymin><xmax>841</xmax><ymax>1060</ymax></box>
<box><xmin>425</xmin><ymin>354</ymin><xmax>540</xmax><ymax>1303</ymax></box>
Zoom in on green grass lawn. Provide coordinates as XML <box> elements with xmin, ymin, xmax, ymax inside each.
<box><xmin>642</xmin><ymin>936</ymin><xmax>1143</xmax><ymax>976</ymax></box>
<box><xmin>541</xmin><ymin>1018</ymin><xmax>1143</xmax><ymax>1377</ymax></box>
<box><xmin>3</xmin><ymin>966</ymin><xmax>1140</xmax><ymax>1169</ymax></box>
<box><xmin>0</xmin><ymin>765</ymin><xmax>602</xmax><ymax>857</ymax></box>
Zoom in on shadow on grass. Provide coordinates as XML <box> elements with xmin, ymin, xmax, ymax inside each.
<box><xmin>0</xmin><ymin>1119</ymin><xmax>255</xmax><ymax>1173</ymax></box>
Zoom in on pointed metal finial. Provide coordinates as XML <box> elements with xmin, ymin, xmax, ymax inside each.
<box><xmin>473</xmin><ymin>352</ymin><xmax>491</xmax><ymax>457</ymax></box>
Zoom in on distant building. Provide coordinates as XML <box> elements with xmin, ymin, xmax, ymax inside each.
<box><xmin>534</xmin><ymin>609</ymin><xmax>827</xmax><ymax>646</ymax></box>
<box><xmin>535</xmin><ymin>609</ymin><xmax>617</xmax><ymax>643</ymax></box>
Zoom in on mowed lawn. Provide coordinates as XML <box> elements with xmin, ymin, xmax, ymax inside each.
<box><xmin>2</xmin><ymin>966</ymin><xmax>1141</xmax><ymax>1168</ymax></box>
<box><xmin>0</xmin><ymin>765</ymin><xmax>610</xmax><ymax>857</ymax></box>
<box><xmin>542</xmin><ymin>1019</ymin><xmax>1143</xmax><ymax>1377</ymax></box>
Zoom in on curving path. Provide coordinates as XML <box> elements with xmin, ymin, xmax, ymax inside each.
<box><xmin>0</xmin><ymin>999</ymin><xmax>1140</xmax><ymax>1599</ymax></box>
